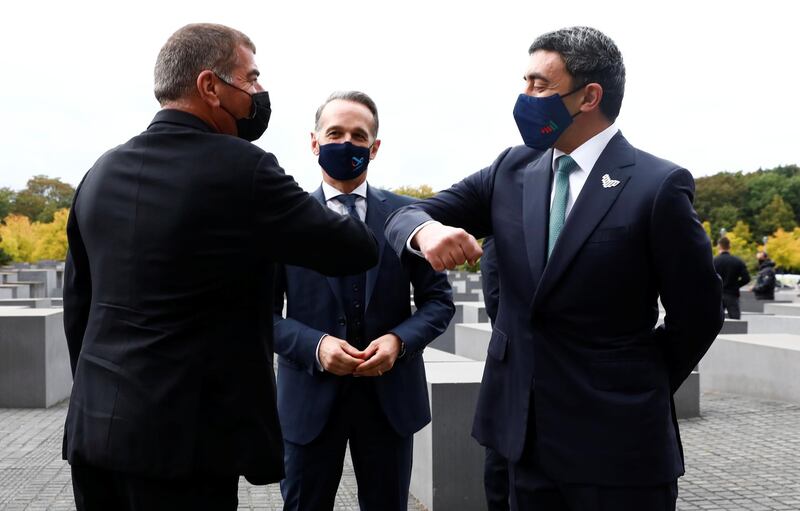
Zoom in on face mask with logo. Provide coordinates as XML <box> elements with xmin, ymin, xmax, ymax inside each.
<box><xmin>512</xmin><ymin>86</ymin><xmax>582</xmax><ymax>150</ymax></box>
<box><xmin>216</xmin><ymin>75</ymin><xmax>272</xmax><ymax>141</ymax></box>
<box><xmin>318</xmin><ymin>141</ymin><xmax>372</xmax><ymax>181</ymax></box>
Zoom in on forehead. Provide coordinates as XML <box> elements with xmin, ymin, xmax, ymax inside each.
<box><xmin>318</xmin><ymin>99</ymin><xmax>374</xmax><ymax>129</ymax></box>
<box><xmin>526</xmin><ymin>49</ymin><xmax>567</xmax><ymax>80</ymax></box>
<box><xmin>234</xmin><ymin>44</ymin><xmax>258</xmax><ymax>73</ymax></box>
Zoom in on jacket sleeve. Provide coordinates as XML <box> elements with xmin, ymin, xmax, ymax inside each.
<box><xmin>384</xmin><ymin>148</ymin><xmax>512</xmax><ymax>260</ymax></box>
<box><xmin>63</xmin><ymin>193</ymin><xmax>91</xmax><ymax>376</ymax></box>
<box><xmin>389</xmin><ymin>257</ymin><xmax>455</xmax><ymax>359</ymax></box>
<box><xmin>272</xmin><ymin>264</ymin><xmax>326</xmax><ymax>374</ymax></box>
<box><xmin>650</xmin><ymin>168</ymin><xmax>724</xmax><ymax>392</ymax></box>
<box><xmin>253</xmin><ymin>152</ymin><xmax>378</xmax><ymax>276</ymax></box>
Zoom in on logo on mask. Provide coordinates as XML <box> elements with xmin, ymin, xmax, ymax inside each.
<box><xmin>352</xmin><ymin>156</ymin><xmax>366</xmax><ymax>170</ymax></box>
<box><xmin>540</xmin><ymin>120</ymin><xmax>559</xmax><ymax>135</ymax></box>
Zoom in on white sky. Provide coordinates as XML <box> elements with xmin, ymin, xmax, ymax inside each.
<box><xmin>1</xmin><ymin>0</ymin><xmax>798</xmax><ymax>193</ymax></box>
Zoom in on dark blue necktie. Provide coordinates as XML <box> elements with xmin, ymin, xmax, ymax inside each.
<box><xmin>335</xmin><ymin>193</ymin><xmax>361</xmax><ymax>220</ymax></box>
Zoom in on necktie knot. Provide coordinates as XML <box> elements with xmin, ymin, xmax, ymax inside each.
<box><xmin>556</xmin><ymin>155</ymin><xmax>579</xmax><ymax>176</ymax></box>
<box><xmin>335</xmin><ymin>193</ymin><xmax>360</xmax><ymax>219</ymax></box>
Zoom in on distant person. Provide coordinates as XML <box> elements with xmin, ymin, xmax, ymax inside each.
<box><xmin>479</xmin><ymin>236</ymin><xmax>509</xmax><ymax>511</ymax></box>
<box><xmin>63</xmin><ymin>24</ymin><xmax>378</xmax><ymax>511</ymax></box>
<box><xmin>273</xmin><ymin>91</ymin><xmax>454</xmax><ymax>511</ymax></box>
<box><xmin>385</xmin><ymin>26</ymin><xmax>723</xmax><ymax>510</ymax></box>
<box><xmin>713</xmin><ymin>236</ymin><xmax>750</xmax><ymax>319</ymax></box>
<box><xmin>753</xmin><ymin>251</ymin><xmax>777</xmax><ymax>300</ymax></box>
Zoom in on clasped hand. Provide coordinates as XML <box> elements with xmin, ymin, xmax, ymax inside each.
<box><xmin>319</xmin><ymin>333</ymin><xmax>402</xmax><ymax>377</ymax></box>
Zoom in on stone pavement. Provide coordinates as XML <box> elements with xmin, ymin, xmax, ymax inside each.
<box><xmin>1</xmin><ymin>393</ymin><xmax>799</xmax><ymax>510</ymax></box>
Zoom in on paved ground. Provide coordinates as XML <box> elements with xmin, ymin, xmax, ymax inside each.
<box><xmin>1</xmin><ymin>392</ymin><xmax>799</xmax><ymax>510</ymax></box>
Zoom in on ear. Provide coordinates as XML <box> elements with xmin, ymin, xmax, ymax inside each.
<box><xmin>311</xmin><ymin>131</ymin><xmax>320</xmax><ymax>155</ymax></box>
<box><xmin>579</xmin><ymin>83</ymin><xmax>604</xmax><ymax>113</ymax></box>
<box><xmin>369</xmin><ymin>139</ymin><xmax>381</xmax><ymax>160</ymax></box>
<box><xmin>197</xmin><ymin>70</ymin><xmax>221</xmax><ymax>108</ymax></box>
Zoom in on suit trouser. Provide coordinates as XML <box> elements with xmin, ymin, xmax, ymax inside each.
<box><xmin>485</xmin><ymin>447</ymin><xmax>511</xmax><ymax>511</ymax></box>
<box><xmin>70</xmin><ymin>463</ymin><xmax>238</xmax><ymax>511</ymax></box>
<box><xmin>722</xmin><ymin>292</ymin><xmax>741</xmax><ymax>319</ymax></box>
<box><xmin>280</xmin><ymin>379</ymin><xmax>413</xmax><ymax>511</ymax></box>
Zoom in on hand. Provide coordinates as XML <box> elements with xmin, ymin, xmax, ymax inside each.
<box><xmin>319</xmin><ymin>335</ymin><xmax>367</xmax><ymax>376</ymax></box>
<box><xmin>412</xmin><ymin>222</ymin><xmax>483</xmax><ymax>272</ymax></box>
<box><xmin>353</xmin><ymin>333</ymin><xmax>403</xmax><ymax>377</ymax></box>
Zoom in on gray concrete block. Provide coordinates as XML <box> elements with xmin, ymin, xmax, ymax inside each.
<box><xmin>763</xmin><ymin>303</ymin><xmax>800</xmax><ymax>316</ymax></box>
<box><xmin>16</xmin><ymin>270</ymin><xmax>58</xmax><ymax>298</ymax></box>
<box><xmin>0</xmin><ymin>309</ymin><xmax>72</xmax><ymax>407</ymax></box>
<box><xmin>413</xmin><ymin>350</ymin><xmax>485</xmax><ymax>511</ymax></box>
<box><xmin>0</xmin><ymin>299</ymin><xmax>53</xmax><ymax>308</ymax></box>
<box><xmin>10</xmin><ymin>281</ymin><xmax>46</xmax><ymax>298</ymax></box>
<box><xmin>720</xmin><ymin>319</ymin><xmax>748</xmax><ymax>334</ymax></box>
<box><xmin>0</xmin><ymin>284</ymin><xmax>30</xmax><ymax>299</ymax></box>
<box><xmin>0</xmin><ymin>272</ymin><xmax>19</xmax><ymax>283</ymax></box>
<box><xmin>700</xmin><ymin>334</ymin><xmax>800</xmax><ymax>404</ymax></box>
<box><xmin>740</xmin><ymin>291</ymin><xmax>791</xmax><ymax>313</ymax></box>
<box><xmin>675</xmin><ymin>371</ymin><xmax>700</xmax><ymax>418</ymax></box>
<box><xmin>0</xmin><ymin>288</ymin><xmax>13</xmax><ymax>299</ymax></box>
<box><xmin>455</xmin><ymin>323</ymin><xmax>492</xmax><ymax>361</ymax></box>
<box><xmin>745</xmin><ymin>314</ymin><xmax>800</xmax><ymax>334</ymax></box>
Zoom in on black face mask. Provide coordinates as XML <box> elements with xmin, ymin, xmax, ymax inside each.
<box><xmin>216</xmin><ymin>75</ymin><xmax>272</xmax><ymax>141</ymax></box>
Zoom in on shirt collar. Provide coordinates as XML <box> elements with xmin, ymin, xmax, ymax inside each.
<box><xmin>552</xmin><ymin>123</ymin><xmax>619</xmax><ymax>173</ymax></box>
<box><xmin>322</xmin><ymin>180</ymin><xmax>368</xmax><ymax>202</ymax></box>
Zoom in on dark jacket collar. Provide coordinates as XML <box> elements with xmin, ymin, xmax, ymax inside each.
<box><xmin>148</xmin><ymin>109</ymin><xmax>216</xmax><ymax>133</ymax></box>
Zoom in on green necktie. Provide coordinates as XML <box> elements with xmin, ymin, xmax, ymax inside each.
<box><xmin>548</xmin><ymin>155</ymin><xmax>579</xmax><ymax>257</ymax></box>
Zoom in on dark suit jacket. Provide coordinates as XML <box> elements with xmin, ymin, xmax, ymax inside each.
<box><xmin>385</xmin><ymin>132</ymin><xmax>723</xmax><ymax>486</ymax></box>
<box><xmin>480</xmin><ymin>236</ymin><xmax>499</xmax><ymax>325</ymax></box>
<box><xmin>273</xmin><ymin>186</ymin><xmax>454</xmax><ymax>444</ymax></box>
<box><xmin>713</xmin><ymin>252</ymin><xmax>750</xmax><ymax>296</ymax></box>
<box><xmin>62</xmin><ymin>109</ymin><xmax>378</xmax><ymax>484</ymax></box>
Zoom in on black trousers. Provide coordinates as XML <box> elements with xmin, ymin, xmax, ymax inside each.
<box><xmin>722</xmin><ymin>292</ymin><xmax>741</xmax><ymax>319</ymax></box>
<box><xmin>71</xmin><ymin>464</ymin><xmax>239</xmax><ymax>511</ymax></box>
<box><xmin>485</xmin><ymin>447</ymin><xmax>511</xmax><ymax>511</ymax></box>
<box><xmin>280</xmin><ymin>380</ymin><xmax>413</xmax><ymax>511</ymax></box>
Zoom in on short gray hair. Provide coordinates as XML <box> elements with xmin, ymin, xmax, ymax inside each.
<box><xmin>530</xmin><ymin>26</ymin><xmax>625</xmax><ymax>122</ymax></box>
<box><xmin>314</xmin><ymin>91</ymin><xmax>379</xmax><ymax>137</ymax></box>
<box><xmin>154</xmin><ymin>23</ymin><xmax>256</xmax><ymax>105</ymax></box>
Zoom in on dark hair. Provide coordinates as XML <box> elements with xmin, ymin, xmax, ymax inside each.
<box><xmin>315</xmin><ymin>91</ymin><xmax>379</xmax><ymax>137</ymax></box>
<box><xmin>154</xmin><ymin>23</ymin><xmax>256</xmax><ymax>105</ymax></box>
<box><xmin>529</xmin><ymin>26</ymin><xmax>625</xmax><ymax>122</ymax></box>
<box><xmin>718</xmin><ymin>237</ymin><xmax>731</xmax><ymax>250</ymax></box>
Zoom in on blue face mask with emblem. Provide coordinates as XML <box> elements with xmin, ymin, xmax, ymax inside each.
<box><xmin>512</xmin><ymin>86</ymin><xmax>582</xmax><ymax>150</ymax></box>
<box><xmin>318</xmin><ymin>142</ymin><xmax>372</xmax><ymax>181</ymax></box>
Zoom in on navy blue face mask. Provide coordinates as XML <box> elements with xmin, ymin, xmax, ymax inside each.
<box><xmin>318</xmin><ymin>142</ymin><xmax>372</xmax><ymax>181</ymax></box>
<box><xmin>513</xmin><ymin>86</ymin><xmax>583</xmax><ymax>150</ymax></box>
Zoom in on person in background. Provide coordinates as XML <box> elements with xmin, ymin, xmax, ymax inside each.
<box><xmin>273</xmin><ymin>91</ymin><xmax>454</xmax><ymax>511</ymax></box>
<box><xmin>713</xmin><ymin>236</ymin><xmax>750</xmax><ymax>319</ymax></box>
<box><xmin>753</xmin><ymin>251</ymin><xmax>777</xmax><ymax>300</ymax></box>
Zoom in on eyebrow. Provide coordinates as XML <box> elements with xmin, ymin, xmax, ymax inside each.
<box><xmin>247</xmin><ymin>68</ymin><xmax>260</xmax><ymax>79</ymax></box>
<box><xmin>524</xmin><ymin>72</ymin><xmax>549</xmax><ymax>82</ymax></box>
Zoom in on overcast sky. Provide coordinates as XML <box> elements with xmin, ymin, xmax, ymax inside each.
<box><xmin>1</xmin><ymin>0</ymin><xmax>797</xmax><ymax>193</ymax></box>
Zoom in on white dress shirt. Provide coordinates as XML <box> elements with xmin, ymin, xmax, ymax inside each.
<box><xmin>316</xmin><ymin>180</ymin><xmax>369</xmax><ymax>370</ymax></box>
<box><xmin>551</xmin><ymin>123</ymin><xmax>619</xmax><ymax>218</ymax></box>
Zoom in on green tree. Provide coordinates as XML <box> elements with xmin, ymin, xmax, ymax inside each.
<box><xmin>11</xmin><ymin>175</ymin><xmax>75</xmax><ymax>222</ymax></box>
<box><xmin>728</xmin><ymin>221</ymin><xmax>758</xmax><ymax>273</ymax></box>
<box><xmin>709</xmin><ymin>204</ymin><xmax>741</xmax><ymax>237</ymax></box>
<box><xmin>755</xmin><ymin>194</ymin><xmax>796</xmax><ymax>238</ymax></box>
<box><xmin>392</xmin><ymin>184</ymin><xmax>435</xmax><ymax>199</ymax></box>
<box><xmin>0</xmin><ymin>187</ymin><xmax>15</xmax><ymax>222</ymax></box>
<box><xmin>694</xmin><ymin>172</ymin><xmax>747</xmax><ymax>225</ymax></box>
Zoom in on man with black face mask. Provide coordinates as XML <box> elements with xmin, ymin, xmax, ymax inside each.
<box><xmin>62</xmin><ymin>24</ymin><xmax>378</xmax><ymax>511</ymax></box>
<box><xmin>273</xmin><ymin>91</ymin><xmax>454</xmax><ymax>511</ymax></box>
<box><xmin>385</xmin><ymin>26</ymin><xmax>723</xmax><ymax>510</ymax></box>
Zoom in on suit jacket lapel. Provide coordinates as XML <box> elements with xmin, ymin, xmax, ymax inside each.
<box><xmin>533</xmin><ymin>132</ymin><xmax>636</xmax><ymax>309</ymax></box>
<box><xmin>312</xmin><ymin>187</ymin><xmax>345</xmax><ymax>310</ymax></box>
<box><xmin>364</xmin><ymin>186</ymin><xmax>387</xmax><ymax>312</ymax></box>
<box><xmin>522</xmin><ymin>149</ymin><xmax>554</xmax><ymax>288</ymax></box>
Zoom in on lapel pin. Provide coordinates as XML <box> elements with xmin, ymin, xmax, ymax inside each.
<box><xmin>601</xmin><ymin>174</ymin><xmax>620</xmax><ymax>189</ymax></box>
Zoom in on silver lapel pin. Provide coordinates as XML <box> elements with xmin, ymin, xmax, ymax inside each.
<box><xmin>601</xmin><ymin>174</ymin><xmax>620</xmax><ymax>189</ymax></box>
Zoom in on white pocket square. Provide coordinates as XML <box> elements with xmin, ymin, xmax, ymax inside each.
<box><xmin>601</xmin><ymin>174</ymin><xmax>620</xmax><ymax>188</ymax></box>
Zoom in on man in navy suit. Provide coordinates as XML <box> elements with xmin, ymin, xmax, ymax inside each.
<box><xmin>385</xmin><ymin>27</ymin><xmax>723</xmax><ymax>510</ymax></box>
<box><xmin>273</xmin><ymin>91</ymin><xmax>454</xmax><ymax>511</ymax></box>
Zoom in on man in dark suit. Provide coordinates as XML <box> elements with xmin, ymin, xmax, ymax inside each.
<box><xmin>63</xmin><ymin>24</ymin><xmax>378</xmax><ymax>511</ymax></box>
<box><xmin>385</xmin><ymin>26</ymin><xmax>723</xmax><ymax>510</ymax></box>
<box><xmin>273</xmin><ymin>91</ymin><xmax>454</xmax><ymax>511</ymax></box>
<box><xmin>713</xmin><ymin>236</ymin><xmax>750</xmax><ymax>319</ymax></box>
